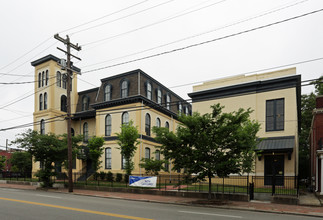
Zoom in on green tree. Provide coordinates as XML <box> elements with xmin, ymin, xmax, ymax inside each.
<box><xmin>11</xmin><ymin>129</ymin><xmax>82</xmax><ymax>187</ymax></box>
<box><xmin>116</xmin><ymin>121</ymin><xmax>140</xmax><ymax>176</ymax></box>
<box><xmin>153</xmin><ymin>104</ymin><xmax>260</xmax><ymax>199</ymax></box>
<box><xmin>299</xmin><ymin>76</ymin><xmax>323</xmax><ymax>179</ymax></box>
<box><xmin>139</xmin><ymin>157</ymin><xmax>166</xmax><ymax>175</ymax></box>
<box><xmin>87</xmin><ymin>136</ymin><xmax>105</xmax><ymax>172</ymax></box>
<box><xmin>9</xmin><ymin>151</ymin><xmax>32</xmax><ymax>173</ymax></box>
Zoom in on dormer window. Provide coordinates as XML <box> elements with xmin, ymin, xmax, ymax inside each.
<box><xmin>157</xmin><ymin>89</ymin><xmax>162</xmax><ymax>105</ymax></box>
<box><xmin>104</xmin><ymin>84</ymin><xmax>112</xmax><ymax>101</ymax></box>
<box><xmin>82</xmin><ymin>96</ymin><xmax>89</xmax><ymax>111</ymax></box>
<box><xmin>121</xmin><ymin>80</ymin><xmax>128</xmax><ymax>98</ymax></box>
<box><xmin>178</xmin><ymin>102</ymin><xmax>182</xmax><ymax>114</ymax></box>
<box><xmin>185</xmin><ymin>106</ymin><xmax>189</xmax><ymax>116</ymax></box>
<box><xmin>166</xmin><ymin>94</ymin><xmax>170</xmax><ymax>110</ymax></box>
<box><xmin>146</xmin><ymin>82</ymin><xmax>152</xmax><ymax>100</ymax></box>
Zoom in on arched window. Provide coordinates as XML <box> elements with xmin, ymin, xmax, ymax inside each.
<box><xmin>39</xmin><ymin>94</ymin><xmax>43</xmax><ymax>111</ymax></box>
<box><xmin>38</xmin><ymin>73</ymin><xmax>41</xmax><ymax>88</ymax></box>
<box><xmin>40</xmin><ymin>119</ymin><xmax>45</xmax><ymax>134</ymax></box>
<box><xmin>145</xmin><ymin>113</ymin><xmax>151</xmax><ymax>136</ymax></box>
<box><xmin>104</xmin><ymin>84</ymin><xmax>111</xmax><ymax>101</ymax></box>
<box><xmin>62</xmin><ymin>74</ymin><xmax>67</xmax><ymax>89</ymax></box>
<box><xmin>155</xmin><ymin>150</ymin><xmax>160</xmax><ymax>160</ymax></box>
<box><xmin>146</xmin><ymin>82</ymin><xmax>152</xmax><ymax>100</ymax></box>
<box><xmin>83</xmin><ymin>122</ymin><xmax>88</xmax><ymax>141</ymax></box>
<box><xmin>156</xmin><ymin>117</ymin><xmax>161</xmax><ymax>128</ymax></box>
<box><xmin>165</xmin><ymin>121</ymin><xmax>169</xmax><ymax>129</ymax></box>
<box><xmin>45</xmin><ymin>70</ymin><xmax>49</xmax><ymax>86</ymax></box>
<box><xmin>44</xmin><ymin>93</ymin><xmax>47</xmax><ymax>110</ymax></box>
<box><xmin>122</xmin><ymin>112</ymin><xmax>129</xmax><ymax>125</ymax></box>
<box><xmin>57</xmin><ymin>71</ymin><xmax>61</xmax><ymax>87</ymax></box>
<box><xmin>105</xmin><ymin>148</ymin><xmax>112</xmax><ymax>169</ymax></box>
<box><xmin>82</xmin><ymin>96</ymin><xmax>89</xmax><ymax>111</ymax></box>
<box><xmin>61</xmin><ymin>95</ymin><xmax>67</xmax><ymax>112</ymax></box>
<box><xmin>105</xmin><ymin>114</ymin><xmax>112</xmax><ymax>136</ymax></box>
<box><xmin>145</xmin><ymin>147</ymin><xmax>150</xmax><ymax>159</ymax></box>
<box><xmin>178</xmin><ymin>102</ymin><xmax>182</xmax><ymax>114</ymax></box>
<box><xmin>121</xmin><ymin>80</ymin><xmax>128</xmax><ymax>98</ymax></box>
<box><xmin>185</xmin><ymin>106</ymin><xmax>189</xmax><ymax>116</ymax></box>
<box><xmin>42</xmin><ymin>71</ymin><xmax>45</xmax><ymax>87</ymax></box>
<box><xmin>157</xmin><ymin>89</ymin><xmax>162</xmax><ymax>105</ymax></box>
<box><xmin>166</xmin><ymin>94</ymin><xmax>170</xmax><ymax>110</ymax></box>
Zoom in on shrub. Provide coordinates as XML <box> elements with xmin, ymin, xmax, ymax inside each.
<box><xmin>99</xmin><ymin>171</ymin><xmax>106</xmax><ymax>180</ymax></box>
<box><xmin>106</xmin><ymin>171</ymin><xmax>114</xmax><ymax>182</ymax></box>
<box><xmin>116</xmin><ymin>173</ymin><xmax>123</xmax><ymax>182</ymax></box>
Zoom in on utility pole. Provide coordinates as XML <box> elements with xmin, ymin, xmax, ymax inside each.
<box><xmin>54</xmin><ymin>34</ymin><xmax>81</xmax><ymax>192</ymax></box>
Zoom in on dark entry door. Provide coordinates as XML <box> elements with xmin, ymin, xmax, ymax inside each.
<box><xmin>264</xmin><ymin>155</ymin><xmax>284</xmax><ymax>186</ymax></box>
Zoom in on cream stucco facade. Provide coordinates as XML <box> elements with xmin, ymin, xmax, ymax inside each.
<box><xmin>31</xmin><ymin>55</ymin><xmax>188</xmax><ymax>177</ymax></box>
<box><xmin>189</xmin><ymin>68</ymin><xmax>300</xmax><ymax>178</ymax></box>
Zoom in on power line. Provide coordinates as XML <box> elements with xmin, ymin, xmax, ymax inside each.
<box><xmin>169</xmin><ymin>57</ymin><xmax>323</xmax><ymax>89</ymax></box>
<box><xmin>81</xmin><ymin>0</ymin><xmax>309</xmax><ymax>69</ymax></box>
<box><xmin>61</xmin><ymin>0</ymin><xmax>150</xmax><ymax>34</ymax></box>
<box><xmin>81</xmin><ymin>8</ymin><xmax>323</xmax><ymax>74</ymax></box>
<box><xmin>0</xmin><ymin>1</ymin><xmax>151</xmax><ymax>75</ymax></box>
<box><xmin>82</xmin><ymin>0</ymin><xmax>227</xmax><ymax>46</ymax></box>
<box><xmin>72</xmin><ymin>0</ymin><xmax>176</xmax><ymax>36</ymax></box>
<box><xmin>0</xmin><ymin>72</ymin><xmax>34</xmax><ymax>77</ymax></box>
<box><xmin>0</xmin><ymin>36</ymin><xmax>53</xmax><ymax>72</ymax></box>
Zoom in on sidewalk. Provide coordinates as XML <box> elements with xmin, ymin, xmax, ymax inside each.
<box><xmin>0</xmin><ymin>183</ymin><xmax>322</xmax><ymax>217</ymax></box>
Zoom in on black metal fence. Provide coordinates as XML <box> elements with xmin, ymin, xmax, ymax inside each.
<box><xmin>0</xmin><ymin>171</ymin><xmax>298</xmax><ymax>197</ymax></box>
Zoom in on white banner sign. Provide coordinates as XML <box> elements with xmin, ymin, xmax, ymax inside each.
<box><xmin>129</xmin><ymin>176</ymin><xmax>157</xmax><ymax>187</ymax></box>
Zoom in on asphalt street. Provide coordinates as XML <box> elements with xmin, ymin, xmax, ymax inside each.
<box><xmin>0</xmin><ymin>188</ymin><xmax>321</xmax><ymax>220</ymax></box>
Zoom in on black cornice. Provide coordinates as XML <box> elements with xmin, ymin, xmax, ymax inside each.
<box><xmin>188</xmin><ymin>75</ymin><xmax>300</xmax><ymax>101</ymax></box>
<box><xmin>31</xmin><ymin>54</ymin><xmax>81</xmax><ymax>72</ymax></box>
<box><xmin>104</xmin><ymin>135</ymin><xmax>159</xmax><ymax>144</ymax></box>
<box><xmin>72</xmin><ymin>110</ymin><xmax>96</xmax><ymax>120</ymax></box>
<box><xmin>91</xmin><ymin>95</ymin><xmax>179</xmax><ymax>119</ymax></box>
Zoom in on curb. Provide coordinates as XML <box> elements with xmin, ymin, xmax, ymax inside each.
<box><xmin>45</xmin><ymin>188</ymin><xmax>323</xmax><ymax>218</ymax></box>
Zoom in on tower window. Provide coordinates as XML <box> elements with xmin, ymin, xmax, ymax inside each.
<box><xmin>44</xmin><ymin>93</ymin><xmax>48</xmax><ymax>110</ymax></box>
<box><xmin>39</xmin><ymin>94</ymin><xmax>43</xmax><ymax>111</ymax></box>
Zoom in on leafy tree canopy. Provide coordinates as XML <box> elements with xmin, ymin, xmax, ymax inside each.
<box><xmin>153</xmin><ymin>104</ymin><xmax>260</xmax><ymax>198</ymax></box>
<box><xmin>87</xmin><ymin>136</ymin><xmax>105</xmax><ymax>172</ymax></box>
<box><xmin>139</xmin><ymin>157</ymin><xmax>166</xmax><ymax>176</ymax></box>
<box><xmin>9</xmin><ymin>151</ymin><xmax>32</xmax><ymax>173</ymax></box>
<box><xmin>116</xmin><ymin>120</ymin><xmax>140</xmax><ymax>176</ymax></box>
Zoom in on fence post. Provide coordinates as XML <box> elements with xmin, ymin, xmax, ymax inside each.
<box><xmin>222</xmin><ymin>178</ymin><xmax>224</xmax><ymax>194</ymax></box>
<box><xmin>247</xmin><ymin>175</ymin><xmax>249</xmax><ymax>195</ymax></box>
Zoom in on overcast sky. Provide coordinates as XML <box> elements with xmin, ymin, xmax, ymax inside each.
<box><xmin>1</xmin><ymin>0</ymin><xmax>323</xmax><ymax>149</ymax></box>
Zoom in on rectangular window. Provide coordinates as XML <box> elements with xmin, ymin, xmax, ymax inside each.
<box><xmin>266</xmin><ymin>98</ymin><xmax>284</xmax><ymax>131</ymax></box>
<box><xmin>105</xmin><ymin>148</ymin><xmax>112</xmax><ymax>169</ymax></box>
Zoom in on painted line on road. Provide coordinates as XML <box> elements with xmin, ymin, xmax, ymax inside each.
<box><xmin>35</xmin><ymin>194</ymin><xmax>62</xmax><ymax>199</ymax></box>
<box><xmin>178</xmin><ymin>210</ymin><xmax>243</xmax><ymax>218</ymax></box>
<box><xmin>0</xmin><ymin>197</ymin><xmax>153</xmax><ymax>220</ymax></box>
